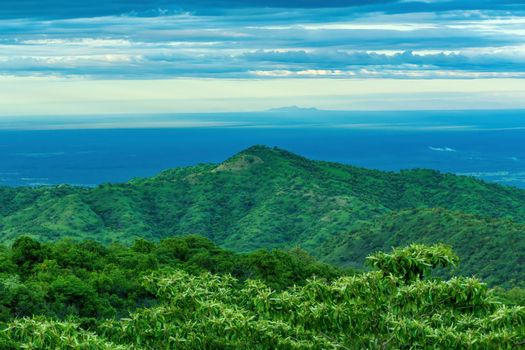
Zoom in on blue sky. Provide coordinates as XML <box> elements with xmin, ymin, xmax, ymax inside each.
<box><xmin>1</xmin><ymin>0</ymin><xmax>525</xmax><ymax>115</ymax></box>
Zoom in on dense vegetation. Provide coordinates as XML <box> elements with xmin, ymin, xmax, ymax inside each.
<box><xmin>321</xmin><ymin>208</ymin><xmax>525</xmax><ymax>288</ymax></box>
<box><xmin>0</xmin><ymin>235</ymin><xmax>342</xmax><ymax>325</ymax></box>
<box><xmin>1</xmin><ymin>145</ymin><xmax>525</xmax><ymax>288</ymax></box>
<box><xmin>0</xmin><ymin>242</ymin><xmax>523</xmax><ymax>349</ymax></box>
<box><xmin>1</xmin><ymin>146</ymin><xmax>524</xmax><ymax>347</ymax></box>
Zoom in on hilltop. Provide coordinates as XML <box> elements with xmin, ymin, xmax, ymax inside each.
<box><xmin>1</xmin><ymin>145</ymin><xmax>524</xmax><ymax>287</ymax></box>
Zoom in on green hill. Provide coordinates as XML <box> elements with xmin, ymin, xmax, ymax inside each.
<box><xmin>320</xmin><ymin>208</ymin><xmax>525</xmax><ymax>288</ymax></box>
<box><xmin>1</xmin><ymin>145</ymin><xmax>524</xmax><ymax>287</ymax></box>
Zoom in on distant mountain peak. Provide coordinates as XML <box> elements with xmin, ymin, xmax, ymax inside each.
<box><xmin>240</xmin><ymin>144</ymin><xmax>274</xmax><ymax>153</ymax></box>
<box><xmin>236</xmin><ymin>145</ymin><xmax>295</xmax><ymax>159</ymax></box>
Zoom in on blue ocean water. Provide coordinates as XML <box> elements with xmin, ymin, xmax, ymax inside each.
<box><xmin>1</xmin><ymin>110</ymin><xmax>524</xmax><ymax>188</ymax></box>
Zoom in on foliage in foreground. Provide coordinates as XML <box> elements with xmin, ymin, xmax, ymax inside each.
<box><xmin>0</xmin><ymin>244</ymin><xmax>523</xmax><ymax>349</ymax></box>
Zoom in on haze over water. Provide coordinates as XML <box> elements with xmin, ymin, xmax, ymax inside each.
<box><xmin>1</xmin><ymin>109</ymin><xmax>524</xmax><ymax>188</ymax></box>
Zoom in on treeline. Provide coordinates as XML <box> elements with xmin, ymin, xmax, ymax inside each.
<box><xmin>0</xmin><ymin>235</ymin><xmax>344</xmax><ymax>325</ymax></box>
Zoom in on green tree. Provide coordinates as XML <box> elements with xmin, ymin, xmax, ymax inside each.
<box><xmin>11</xmin><ymin>237</ymin><xmax>47</xmax><ymax>277</ymax></box>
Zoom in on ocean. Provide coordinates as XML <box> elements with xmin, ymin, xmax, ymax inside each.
<box><xmin>1</xmin><ymin>109</ymin><xmax>524</xmax><ymax>188</ymax></box>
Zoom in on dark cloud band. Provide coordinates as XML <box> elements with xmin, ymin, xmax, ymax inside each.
<box><xmin>1</xmin><ymin>0</ymin><xmax>524</xmax><ymax>19</ymax></box>
<box><xmin>0</xmin><ymin>1</ymin><xmax>524</xmax><ymax>79</ymax></box>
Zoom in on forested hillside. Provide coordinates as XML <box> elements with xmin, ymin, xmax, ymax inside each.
<box><xmin>1</xmin><ymin>145</ymin><xmax>524</xmax><ymax>287</ymax></box>
<box><xmin>1</xmin><ymin>146</ymin><xmax>525</xmax><ymax>347</ymax></box>
<box><xmin>321</xmin><ymin>208</ymin><xmax>525</xmax><ymax>288</ymax></box>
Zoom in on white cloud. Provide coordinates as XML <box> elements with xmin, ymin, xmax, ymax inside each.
<box><xmin>301</xmin><ymin>23</ymin><xmax>438</xmax><ymax>31</ymax></box>
<box><xmin>21</xmin><ymin>38</ymin><xmax>134</xmax><ymax>47</ymax></box>
<box><xmin>0</xmin><ymin>3</ymin><xmax>524</xmax><ymax>118</ymax></box>
<box><xmin>429</xmin><ymin>146</ymin><xmax>457</xmax><ymax>152</ymax></box>
<box><xmin>0</xmin><ymin>8</ymin><xmax>524</xmax><ymax>79</ymax></box>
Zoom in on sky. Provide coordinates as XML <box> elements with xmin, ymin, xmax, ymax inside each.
<box><xmin>1</xmin><ymin>0</ymin><xmax>525</xmax><ymax>116</ymax></box>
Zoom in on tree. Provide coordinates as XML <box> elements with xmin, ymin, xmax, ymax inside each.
<box><xmin>11</xmin><ymin>237</ymin><xmax>47</xmax><ymax>277</ymax></box>
<box><xmin>366</xmin><ymin>243</ymin><xmax>459</xmax><ymax>282</ymax></box>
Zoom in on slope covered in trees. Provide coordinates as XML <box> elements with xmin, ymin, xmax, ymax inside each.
<box><xmin>1</xmin><ymin>145</ymin><xmax>524</xmax><ymax>287</ymax></box>
<box><xmin>321</xmin><ymin>208</ymin><xmax>525</xmax><ymax>288</ymax></box>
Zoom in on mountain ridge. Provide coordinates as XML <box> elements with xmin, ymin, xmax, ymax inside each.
<box><xmin>1</xmin><ymin>145</ymin><xmax>524</xmax><ymax>286</ymax></box>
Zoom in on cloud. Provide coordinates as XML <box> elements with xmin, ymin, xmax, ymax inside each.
<box><xmin>243</xmin><ymin>48</ymin><xmax>525</xmax><ymax>70</ymax></box>
<box><xmin>0</xmin><ymin>1</ymin><xmax>403</xmax><ymax>20</ymax></box>
<box><xmin>429</xmin><ymin>146</ymin><xmax>457</xmax><ymax>152</ymax></box>
<box><xmin>2</xmin><ymin>1</ymin><xmax>525</xmax><ymax>20</ymax></box>
<box><xmin>1</xmin><ymin>10</ymin><xmax>525</xmax><ymax>79</ymax></box>
<box><xmin>0</xmin><ymin>1</ymin><xmax>524</xmax><ymax>80</ymax></box>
